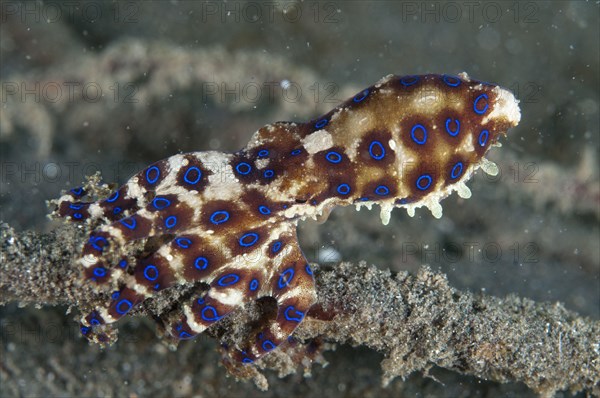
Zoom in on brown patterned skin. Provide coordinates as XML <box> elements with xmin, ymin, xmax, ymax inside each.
<box><xmin>52</xmin><ymin>73</ymin><xmax>520</xmax><ymax>363</ymax></box>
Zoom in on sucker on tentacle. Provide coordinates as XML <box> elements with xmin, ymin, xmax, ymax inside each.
<box><xmin>51</xmin><ymin>72</ymin><xmax>520</xmax><ymax>363</ymax></box>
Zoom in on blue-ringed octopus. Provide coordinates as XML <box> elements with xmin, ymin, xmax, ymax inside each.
<box><xmin>52</xmin><ymin>73</ymin><xmax>521</xmax><ymax>363</ymax></box>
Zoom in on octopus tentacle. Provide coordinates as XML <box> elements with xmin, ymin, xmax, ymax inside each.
<box><xmin>240</xmin><ymin>241</ymin><xmax>315</xmax><ymax>362</ymax></box>
<box><xmin>170</xmin><ymin>269</ymin><xmax>260</xmax><ymax>340</ymax></box>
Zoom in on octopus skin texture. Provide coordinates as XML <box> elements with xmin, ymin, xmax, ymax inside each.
<box><xmin>52</xmin><ymin>73</ymin><xmax>521</xmax><ymax>363</ymax></box>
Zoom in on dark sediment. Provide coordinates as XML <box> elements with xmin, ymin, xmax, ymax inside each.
<box><xmin>1</xmin><ymin>223</ymin><xmax>598</xmax><ymax>396</ymax></box>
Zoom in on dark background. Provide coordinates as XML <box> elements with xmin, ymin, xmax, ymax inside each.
<box><xmin>1</xmin><ymin>1</ymin><xmax>598</xmax><ymax>396</ymax></box>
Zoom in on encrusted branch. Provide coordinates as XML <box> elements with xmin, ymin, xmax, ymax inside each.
<box><xmin>1</xmin><ymin>222</ymin><xmax>598</xmax><ymax>396</ymax></box>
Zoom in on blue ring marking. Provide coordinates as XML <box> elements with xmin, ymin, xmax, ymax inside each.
<box><xmin>278</xmin><ymin>268</ymin><xmax>295</xmax><ymax>289</ymax></box>
<box><xmin>106</xmin><ymin>191</ymin><xmax>119</xmax><ymax>203</ymax></box>
<box><xmin>235</xmin><ymin>162</ymin><xmax>252</xmax><ymax>175</ymax></box>
<box><xmin>210</xmin><ymin>210</ymin><xmax>230</xmax><ymax>225</ymax></box>
<box><xmin>375</xmin><ymin>185</ymin><xmax>390</xmax><ymax>196</ymax></box>
<box><xmin>93</xmin><ymin>267</ymin><xmax>106</xmax><ymax>277</ymax></box>
<box><xmin>179</xmin><ymin>331</ymin><xmax>193</xmax><ymax>339</ymax></box>
<box><xmin>194</xmin><ymin>256</ymin><xmax>208</xmax><ymax>270</ymax></box>
<box><xmin>410</xmin><ymin>124</ymin><xmax>427</xmax><ymax>145</ymax></box>
<box><xmin>145</xmin><ymin>166</ymin><xmax>160</xmax><ymax>184</ymax></box>
<box><xmin>90</xmin><ymin>317</ymin><xmax>101</xmax><ymax>326</ymax></box>
<box><xmin>165</xmin><ymin>216</ymin><xmax>177</xmax><ymax>229</ymax></box>
<box><xmin>152</xmin><ymin>197</ymin><xmax>171</xmax><ymax>210</ymax></box>
<box><xmin>89</xmin><ymin>236</ymin><xmax>108</xmax><ymax>252</ymax></box>
<box><xmin>69</xmin><ymin>203</ymin><xmax>83</xmax><ymax>210</ymax></box>
<box><xmin>70</xmin><ymin>187</ymin><xmax>84</xmax><ymax>196</ymax></box>
<box><xmin>263</xmin><ymin>169</ymin><xmax>275</xmax><ymax>179</ymax></box>
<box><xmin>183</xmin><ymin>166</ymin><xmax>202</xmax><ymax>184</ymax></box>
<box><xmin>242</xmin><ymin>357</ymin><xmax>254</xmax><ymax>364</ymax></box>
<box><xmin>73</xmin><ymin>213</ymin><xmax>83</xmax><ymax>219</ymax></box>
<box><xmin>450</xmin><ymin>162</ymin><xmax>464</xmax><ymax>179</ymax></box>
<box><xmin>154</xmin><ymin>283</ymin><xmax>160</xmax><ymax>290</ymax></box>
<box><xmin>325</xmin><ymin>151</ymin><xmax>343</xmax><ymax>164</ymax></box>
<box><xmin>353</xmin><ymin>89</ymin><xmax>369</xmax><ymax>103</ymax></box>
<box><xmin>217</xmin><ymin>273</ymin><xmax>240</xmax><ymax>287</ymax></box>
<box><xmin>478</xmin><ymin>129</ymin><xmax>489</xmax><ymax>146</ymax></box>
<box><xmin>118</xmin><ymin>259</ymin><xmax>128</xmax><ymax>268</ymax></box>
<box><xmin>249</xmin><ymin>279</ymin><xmax>259</xmax><ymax>291</ymax></box>
<box><xmin>473</xmin><ymin>93</ymin><xmax>489</xmax><ymax>114</ymax></box>
<box><xmin>197</xmin><ymin>297</ymin><xmax>205</xmax><ymax>305</ymax></box>
<box><xmin>115</xmin><ymin>299</ymin><xmax>133</xmax><ymax>315</ymax></box>
<box><xmin>262</xmin><ymin>339</ymin><xmax>276</xmax><ymax>352</ymax></box>
<box><xmin>445</xmin><ymin>118</ymin><xmax>460</xmax><ymax>137</ymax></box>
<box><xmin>315</xmin><ymin>118</ymin><xmax>328</xmax><ymax>129</ymax></box>
<box><xmin>113</xmin><ymin>207</ymin><xmax>122</xmax><ymax>215</ymax></box>
<box><xmin>143</xmin><ymin>264</ymin><xmax>159</xmax><ymax>281</ymax></box>
<box><xmin>442</xmin><ymin>74</ymin><xmax>461</xmax><ymax>87</ymax></box>
<box><xmin>201</xmin><ymin>306</ymin><xmax>222</xmax><ymax>322</ymax></box>
<box><xmin>305</xmin><ymin>264</ymin><xmax>313</xmax><ymax>276</ymax></box>
<box><xmin>271</xmin><ymin>241</ymin><xmax>282</xmax><ymax>253</ymax></box>
<box><xmin>111</xmin><ymin>291</ymin><xmax>120</xmax><ymax>299</ymax></box>
<box><xmin>258</xmin><ymin>205</ymin><xmax>271</xmax><ymax>215</ymax></box>
<box><xmin>120</xmin><ymin>217</ymin><xmax>136</xmax><ymax>230</ymax></box>
<box><xmin>175</xmin><ymin>237</ymin><xmax>192</xmax><ymax>249</ymax></box>
<box><xmin>400</xmin><ymin>75</ymin><xmax>419</xmax><ymax>86</ymax></box>
<box><xmin>257</xmin><ymin>149</ymin><xmax>269</xmax><ymax>158</ymax></box>
<box><xmin>80</xmin><ymin>326</ymin><xmax>90</xmax><ymax>335</ymax></box>
<box><xmin>336</xmin><ymin>183</ymin><xmax>351</xmax><ymax>195</ymax></box>
<box><xmin>416</xmin><ymin>174</ymin><xmax>433</xmax><ymax>190</ymax></box>
<box><xmin>368</xmin><ymin>140</ymin><xmax>386</xmax><ymax>160</ymax></box>
<box><xmin>239</xmin><ymin>232</ymin><xmax>259</xmax><ymax>247</ymax></box>
<box><xmin>290</xmin><ymin>149</ymin><xmax>302</xmax><ymax>156</ymax></box>
<box><xmin>284</xmin><ymin>305</ymin><xmax>305</xmax><ymax>322</ymax></box>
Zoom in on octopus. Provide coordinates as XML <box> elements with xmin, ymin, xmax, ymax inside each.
<box><xmin>52</xmin><ymin>73</ymin><xmax>521</xmax><ymax>363</ymax></box>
